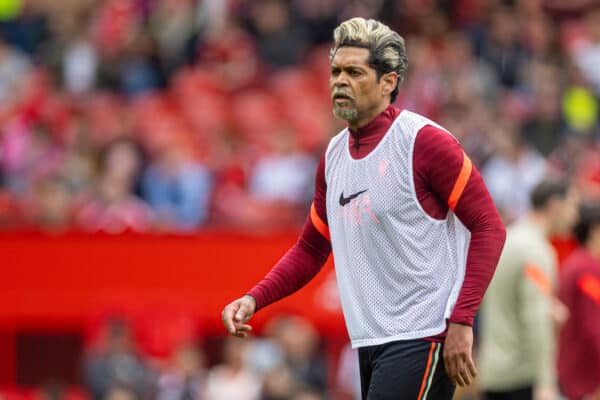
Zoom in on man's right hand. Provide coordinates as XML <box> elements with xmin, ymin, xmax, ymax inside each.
<box><xmin>221</xmin><ymin>295</ymin><xmax>256</xmax><ymax>338</ymax></box>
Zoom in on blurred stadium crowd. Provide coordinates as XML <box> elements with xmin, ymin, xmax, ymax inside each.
<box><xmin>0</xmin><ymin>0</ymin><xmax>600</xmax><ymax>234</ymax></box>
<box><xmin>80</xmin><ymin>314</ymin><xmax>335</xmax><ymax>400</ymax></box>
<box><xmin>2</xmin><ymin>0</ymin><xmax>600</xmax><ymax>398</ymax></box>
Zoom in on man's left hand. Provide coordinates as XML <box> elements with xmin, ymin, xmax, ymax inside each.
<box><xmin>443</xmin><ymin>322</ymin><xmax>477</xmax><ymax>387</ymax></box>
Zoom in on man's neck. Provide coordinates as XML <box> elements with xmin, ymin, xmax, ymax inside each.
<box><xmin>347</xmin><ymin>101</ymin><xmax>391</xmax><ymax>131</ymax></box>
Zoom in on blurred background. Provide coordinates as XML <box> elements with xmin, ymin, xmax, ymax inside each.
<box><xmin>1</xmin><ymin>0</ymin><xmax>600</xmax><ymax>398</ymax></box>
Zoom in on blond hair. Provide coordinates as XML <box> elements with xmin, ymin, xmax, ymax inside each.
<box><xmin>330</xmin><ymin>17</ymin><xmax>408</xmax><ymax>102</ymax></box>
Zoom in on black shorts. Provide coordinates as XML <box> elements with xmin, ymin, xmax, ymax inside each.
<box><xmin>358</xmin><ymin>339</ymin><xmax>455</xmax><ymax>400</ymax></box>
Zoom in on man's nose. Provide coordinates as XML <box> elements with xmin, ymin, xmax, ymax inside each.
<box><xmin>332</xmin><ymin>72</ymin><xmax>349</xmax><ymax>87</ymax></box>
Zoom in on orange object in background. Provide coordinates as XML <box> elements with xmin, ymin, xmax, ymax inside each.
<box><xmin>0</xmin><ymin>231</ymin><xmax>346</xmax><ymax>384</ymax></box>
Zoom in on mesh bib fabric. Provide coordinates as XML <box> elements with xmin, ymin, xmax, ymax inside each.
<box><xmin>325</xmin><ymin>110</ymin><xmax>471</xmax><ymax>348</ymax></box>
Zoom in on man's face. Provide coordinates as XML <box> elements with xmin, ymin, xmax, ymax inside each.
<box><xmin>329</xmin><ymin>46</ymin><xmax>394</xmax><ymax>126</ymax></box>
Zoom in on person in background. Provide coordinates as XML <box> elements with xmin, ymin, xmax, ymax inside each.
<box><xmin>156</xmin><ymin>342</ymin><xmax>206</xmax><ymax>400</ymax></box>
<box><xmin>203</xmin><ymin>337</ymin><xmax>261</xmax><ymax>400</ymax></box>
<box><xmin>479</xmin><ymin>178</ymin><xmax>579</xmax><ymax>400</ymax></box>
<box><xmin>75</xmin><ymin>138</ymin><xmax>154</xmax><ymax>233</ymax></box>
<box><xmin>142</xmin><ymin>137</ymin><xmax>212</xmax><ymax>231</ymax></box>
<box><xmin>558</xmin><ymin>202</ymin><xmax>600</xmax><ymax>400</ymax></box>
<box><xmin>83</xmin><ymin>317</ymin><xmax>154</xmax><ymax>400</ymax></box>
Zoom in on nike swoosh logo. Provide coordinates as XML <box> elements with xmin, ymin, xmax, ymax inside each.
<box><xmin>339</xmin><ymin>189</ymin><xmax>368</xmax><ymax>206</ymax></box>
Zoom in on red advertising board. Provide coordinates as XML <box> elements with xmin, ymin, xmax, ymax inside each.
<box><xmin>0</xmin><ymin>231</ymin><xmax>347</xmax><ymax>382</ymax></box>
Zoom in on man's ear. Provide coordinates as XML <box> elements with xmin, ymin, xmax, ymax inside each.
<box><xmin>381</xmin><ymin>72</ymin><xmax>398</xmax><ymax>97</ymax></box>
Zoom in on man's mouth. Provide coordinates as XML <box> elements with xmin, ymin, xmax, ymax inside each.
<box><xmin>333</xmin><ymin>93</ymin><xmax>354</xmax><ymax>105</ymax></box>
<box><xmin>333</xmin><ymin>93</ymin><xmax>352</xmax><ymax>100</ymax></box>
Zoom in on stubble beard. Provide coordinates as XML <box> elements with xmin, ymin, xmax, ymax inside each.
<box><xmin>333</xmin><ymin>103</ymin><xmax>359</xmax><ymax>122</ymax></box>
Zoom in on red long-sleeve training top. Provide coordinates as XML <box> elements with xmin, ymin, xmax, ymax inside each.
<box><xmin>248</xmin><ymin>105</ymin><xmax>506</xmax><ymax>335</ymax></box>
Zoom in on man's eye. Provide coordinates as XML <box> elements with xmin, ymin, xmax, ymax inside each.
<box><xmin>350</xmin><ymin>70</ymin><xmax>361</xmax><ymax>76</ymax></box>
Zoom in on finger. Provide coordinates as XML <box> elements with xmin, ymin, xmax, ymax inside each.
<box><xmin>455</xmin><ymin>354</ymin><xmax>472</xmax><ymax>386</ymax></box>
<box><xmin>466</xmin><ymin>355</ymin><xmax>477</xmax><ymax>379</ymax></box>
<box><xmin>443</xmin><ymin>353</ymin><xmax>453</xmax><ymax>377</ymax></box>
<box><xmin>448</xmin><ymin>357</ymin><xmax>464</xmax><ymax>387</ymax></box>
<box><xmin>222</xmin><ymin>306</ymin><xmax>238</xmax><ymax>334</ymax></box>
<box><xmin>458</xmin><ymin>364</ymin><xmax>472</xmax><ymax>386</ymax></box>
<box><xmin>232</xmin><ymin>331</ymin><xmax>248</xmax><ymax>338</ymax></box>
<box><xmin>235</xmin><ymin>303</ymin><xmax>250</xmax><ymax>322</ymax></box>
<box><xmin>454</xmin><ymin>368</ymin><xmax>466</xmax><ymax>387</ymax></box>
<box><xmin>234</xmin><ymin>323</ymin><xmax>252</xmax><ymax>332</ymax></box>
<box><xmin>444</xmin><ymin>353</ymin><xmax>456</xmax><ymax>381</ymax></box>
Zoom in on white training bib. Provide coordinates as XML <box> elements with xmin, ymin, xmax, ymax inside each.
<box><xmin>325</xmin><ymin>110</ymin><xmax>471</xmax><ymax>348</ymax></box>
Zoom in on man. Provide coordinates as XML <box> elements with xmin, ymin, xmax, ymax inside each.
<box><xmin>478</xmin><ymin>179</ymin><xmax>579</xmax><ymax>400</ymax></box>
<box><xmin>558</xmin><ymin>202</ymin><xmax>600</xmax><ymax>400</ymax></box>
<box><xmin>222</xmin><ymin>17</ymin><xmax>506</xmax><ymax>399</ymax></box>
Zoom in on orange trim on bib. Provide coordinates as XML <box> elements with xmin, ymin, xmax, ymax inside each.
<box><xmin>524</xmin><ymin>264</ymin><xmax>553</xmax><ymax>295</ymax></box>
<box><xmin>578</xmin><ymin>274</ymin><xmax>600</xmax><ymax>306</ymax></box>
<box><xmin>310</xmin><ymin>203</ymin><xmax>330</xmax><ymax>241</ymax></box>
<box><xmin>448</xmin><ymin>152</ymin><xmax>472</xmax><ymax>211</ymax></box>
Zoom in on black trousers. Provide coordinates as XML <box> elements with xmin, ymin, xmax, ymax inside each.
<box><xmin>358</xmin><ymin>339</ymin><xmax>455</xmax><ymax>400</ymax></box>
<box><xmin>483</xmin><ymin>387</ymin><xmax>533</xmax><ymax>400</ymax></box>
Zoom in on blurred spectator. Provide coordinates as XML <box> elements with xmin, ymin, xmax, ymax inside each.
<box><xmin>245</xmin><ymin>0</ymin><xmax>308</xmax><ymax>69</ymax></box>
<box><xmin>61</xmin><ymin>18</ymin><xmax>98</xmax><ymax>96</ymax></box>
<box><xmin>479</xmin><ymin>178</ymin><xmax>579</xmax><ymax>400</ymax></box>
<box><xmin>521</xmin><ymin>12</ymin><xmax>561</xmax><ymax>63</ymax></box>
<box><xmin>266</xmin><ymin>315</ymin><xmax>327</xmax><ymax>393</ymax></box>
<box><xmin>0</xmin><ymin>35</ymin><xmax>31</xmax><ymax>101</ymax></box>
<box><xmin>118</xmin><ymin>29</ymin><xmax>165</xmax><ymax>98</ymax></box>
<box><xmin>83</xmin><ymin>317</ymin><xmax>155</xmax><ymax>400</ymax></box>
<box><xmin>482</xmin><ymin>118</ymin><xmax>547</xmax><ymax>223</ymax></box>
<box><xmin>294</xmin><ymin>0</ymin><xmax>339</xmax><ymax>46</ymax></box>
<box><xmin>440</xmin><ymin>32</ymin><xmax>499</xmax><ymax>107</ymax></box>
<box><xmin>473</xmin><ymin>6</ymin><xmax>528</xmax><ymax>88</ymax></box>
<box><xmin>396</xmin><ymin>35</ymin><xmax>444</xmax><ymax>118</ymax></box>
<box><xmin>204</xmin><ymin>337</ymin><xmax>261</xmax><ymax>400</ymax></box>
<box><xmin>75</xmin><ymin>138</ymin><xmax>154</xmax><ymax>233</ymax></box>
<box><xmin>150</xmin><ymin>0</ymin><xmax>197</xmax><ymax>77</ymax></box>
<box><xmin>196</xmin><ymin>17</ymin><xmax>260</xmax><ymax>91</ymax></box>
<box><xmin>1</xmin><ymin>121</ymin><xmax>64</xmax><ymax>199</ymax></box>
<box><xmin>24</xmin><ymin>175</ymin><xmax>72</xmax><ymax>231</ymax></box>
<box><xmin>156</xmin><ymin>343</ymin><xmax>206</xmax><ymax>400</ymax></box>
<box><xmin>521</xmin><ymin>62</ymin><xmax>566</xmax><ymax>156</ymax></box>
<box><xmin>260</xmin><ymin>364</ymin><xmax>299</xmax><ymax>400</ymax></box>
<box><xmin>248</xmin><ymin>129</ymin><xmax>316</xmax><ymax>209</ymax></box>
<box><xmin>142</xmin><ymin>137</ymin><xmax>212</xmax><ymax>231</ymax></box>
<box><xmin>558</xmin><ymin>202</ymin><xmax>600</xmax><ymax>400</ymax></box>
<box><xmin>245</xmin><ymin>338</ymin><xmax>285</xmax><ymax>376</ymax></box>
<box><xmin>570</xmin><ymin>6</ymin><xmax>600</xmax><ymax>95</ymax></box>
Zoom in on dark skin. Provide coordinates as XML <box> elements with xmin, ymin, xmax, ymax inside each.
<box><xmin>222</xmin><ymin>45</ymin><xmax>477</xmax><ymax>388</ymax></box>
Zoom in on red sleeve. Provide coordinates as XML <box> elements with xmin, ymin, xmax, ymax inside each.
<box><xmin>414</xmin><ymin>126</ymin><xmax>506</xmax><ymax>326</ymax></box>
<box><xmin>247</xmin><ymin>153</ymin><xmax>332</xmax><ymax>311</ymax></box>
